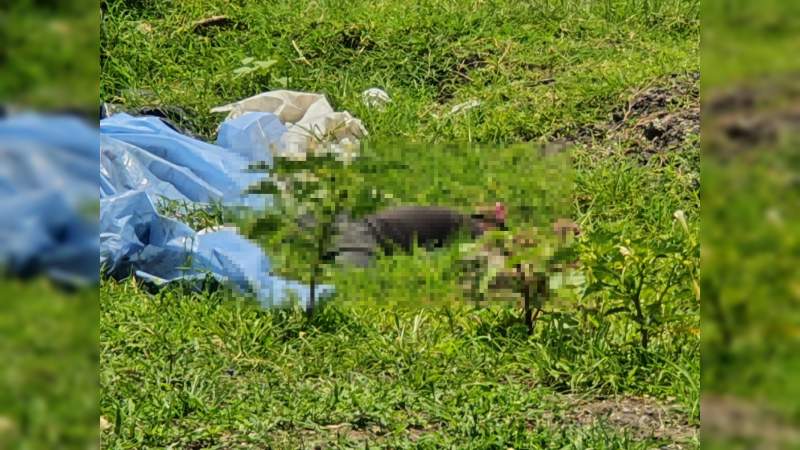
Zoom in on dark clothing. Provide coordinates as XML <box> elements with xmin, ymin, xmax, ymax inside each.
<box><xmin>332</xmin><ymin>206</ymin><xmax>482</xmax><ymax>267</ymax></box>
<box><xmin>366</xmin><ymin>206</ymin><xmax>481</xmax><ymax>252</ymax></box>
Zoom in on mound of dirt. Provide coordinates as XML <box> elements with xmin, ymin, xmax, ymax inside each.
<box><xmin>606</xmin><ymin>73</ymin><xmax>699</xmax><ymax>161</ymax></box>
<box><xmin>703</xmin><ymin>73</ymin><xmax>800</xmax><ymax>158</ymax></box>
<box><xmin>555</xmin><ymin>72</ymin><xmax>700</xmax><ymax>162</ymax></box>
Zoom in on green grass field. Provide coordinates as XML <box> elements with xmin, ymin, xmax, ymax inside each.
<box><xmin>701</xmin><ymin>1</ymin><xmax>800</xmax><ymax>447</ymax></box>
<box><xmin>99</xmin><ymin>0</ymin><xmax>700</xmax><ymax>448</ymax></box>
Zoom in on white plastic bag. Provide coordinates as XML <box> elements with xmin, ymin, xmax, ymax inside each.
<box><xmin>212</xmin><ymin>90</ymin><xmax>367</xmax><ymax>155</ymax></box>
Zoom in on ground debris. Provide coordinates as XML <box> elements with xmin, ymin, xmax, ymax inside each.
<box><xmin>190</xmin><ymin>15</ymin><xmax>239</xmax><ymax>34</ymax></box>
<box><xmin>703</xmin><ymin>73</ymin><xmax>800</xmax><ymax>157</ymax></box>
<box><xmin>543</xmin><ymin>394</ymin><xmax>698</xmax><ymax>446</ymax></box>
<box><xmin>554</xmin><ymin>72</ymin><xmax>699</xmax><ymax>162</ymax></box>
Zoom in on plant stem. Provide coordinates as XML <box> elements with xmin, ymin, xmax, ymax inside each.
<box><xmin>307</xmin><ymin>264</ymin><xmax>316</xmax><ymax>318</ymax></box>
<box><xmin>631</xmin><ymin>271</ymin><xmax>648</xmax><ymax>348</ymax></box>
<box><xmin>530</xmin><ymin>307</ymin><xmax>543</xmax><ymax>334</ymax></box>
<box><xmin>524</xmin><ymin>294</ymin><xmax>533</xmax><ymax>334</ymax></box>
<box><xmin>520</xmin><ymin>271</ymin><xmax>533</xmax><ymax>335</ymax></box>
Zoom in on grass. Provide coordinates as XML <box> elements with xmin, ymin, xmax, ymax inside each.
<box><xmin>101</xmin><ymin>0</ymin><xmax>697</xmax><ymax>142</ymax></box>
<box><xmin>101</xmin><ymin>280</ymin><xmax>697</xmax><ymax>449</ymax></box>
<box><xmin>99</xmin><ymin>0</ymin><xmax>700</xmax><ymax>448</ymax></box>
<box><xmin>701</xmin><ymin>0</ymin><xmax>800</xmax><ymax>90</ymax></box>
<box><xmin>0</xmin><ymin>279</ymin><xmax>98</xmax><ymax>449</ymax></box>
<box><xmin>0</xmin><ymin>0</ymin><xmax>98</xmax><ymax>110</ymax></box>
<box><xmin>702</xmin><ymin>140</ymin><xmax>800</xmax><ymax>427</ymax></box>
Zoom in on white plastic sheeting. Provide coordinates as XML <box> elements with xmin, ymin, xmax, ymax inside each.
<box><xmin>211</xmin><ymin>90</ymin><xmax>367</xmax><ymax>156</ymax></box>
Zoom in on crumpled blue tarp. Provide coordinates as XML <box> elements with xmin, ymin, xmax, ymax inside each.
<box><xmin>99</xmin><ymin>111</ymin><xmax>330</xmax><ymax>308</ymax></box>
<box><xmin>101</xmin><ymin>190</ymin><xmax>330</xmax><ymax>308</ymax></box>
<box><xmin>0</xmin><ymin>114</ymin><xmax>99</xmax><ymax>285</ymax></box>
<box><xmin>101</xmin><ymin>113</ymin><xmax>281</xmax><ymax>206</ymax></box>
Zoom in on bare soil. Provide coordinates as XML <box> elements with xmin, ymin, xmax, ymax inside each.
<box><xmin>703</xmin><ymin>73</ymin><xmax>800</xmax><ymax>158</ymax></box>
<box><xmin>546</xmin><ymin>394</ymin><xmax>699</xmax><ymax>447</ymax></box>
<box><xmin>701</xmin><ymin>394</ymin><xmax>800</xmax><ymax>450</ymax></box>
<box><xmin>553</xmin><ymin>72</ymin><xmax>700</xmax><ymax>162</ymax></box>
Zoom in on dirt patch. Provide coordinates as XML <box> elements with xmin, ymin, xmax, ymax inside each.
<box><xmin>604</xmin><ymin>72</ymin><xmax>699</xmax><ymax>160</ymax></box>
<box><xmin>432</xmin><ymin>53</ymin><xmax>489</xmax><ymax>103</ymax></box>
<box><xmin>703</xmin><ymin>73</ymin><xmax>800</xmax><ymax>158</ymax></box>
<box><xmin>219</xmin><ymin>423</ymin><xmax>392</xmax><ymax>449</ymax></box>
<box><xmin>338</xmin><ymin>24</ymin><xmax>376</xmax><ymax>52</ymax></box>
<box><xmin>557</xmin><ymin>72</ymin><xmax>700</xmax><ymax>162</ymax></box>
<box><xmin>617</xmin><ymin>86</ymin><xmax>699</xmax><ymax>156</ymax></box>
<box><xmin>291</xmin><ymin>421</ymin><xmax>434</xmax><ymax>448</ymax></box>
<box><xmin>545</xmin><ymin>394</ymin><xmax>698</xmax><ymax>447</ymax></box>
<box><xmin>701</xmin><ymin>394</ymin><xmax>800</xmax><ymax>449</ymax></box>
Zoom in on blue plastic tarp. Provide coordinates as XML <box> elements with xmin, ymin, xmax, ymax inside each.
<box><xmin>216</xmin><ymin>111</ymin><xmax>286</xmax><ymax>164</ymax></box>
<box><xmin>101</xmin><ymin>113</ymin><xmax>282</xmax><ymax>208</ymax></box>
<box><xmin>0</xmin><ymin>114</ymin><xmax>99</xmax><ymax>285</ymax></box>
<box><xmin>100</xmin><ymin>190</ymin><xmax>330</xmax><ymax>308</ymax></box>
<box><xmin>99</xmin><ymin>111</ymin><xmax>330</xmax><ymax>308</ymax></box>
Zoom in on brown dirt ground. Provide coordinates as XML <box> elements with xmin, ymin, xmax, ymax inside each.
<box><xmin>703</xmin><ymin>73</ymin><xmax>800</xmax><ymax>158</ymax></box>
<box><xmin>549</xmin><ymin>72</ymin><xmax>700</xmax><ymax>163</ymax></box>
<box><xmin>544</xmin><ymin>393</ymin><xmax>698</xmax><ymax>448</ymax></box>
<box><xmin>701</xmin><ymin>394</ymin><xmax>800</xmax><ymax>450</ymax></box>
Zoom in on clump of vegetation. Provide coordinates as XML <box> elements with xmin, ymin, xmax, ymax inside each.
<box><xmin>246</xmin><ymin>145</ymin><xmax>388</xmax><ymax>315</ymax></box>
<box><xmin>581</xmin><ymin>210</ymin><xmax>698</xmax><ymax>349</ymax></box>
<box><xmin>156</xmin><ymin>197</ymin><xmax>225</xmax><ymax>231</ymax></box>
<box><xmin>459</xmin><ymin>223</ymin><xmax>583</xmax><ymax>334</ymax></box>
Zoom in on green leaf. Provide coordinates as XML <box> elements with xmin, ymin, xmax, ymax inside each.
<box><xmin>253</xmin><ymin>59</ymin><xmax>278</xmax><ymax>70</ymax></box>
<box><xmin>250</xmin><ymin>214</ymin><xmax>283</xmax><ymax>235</ymax></box>
<box><xmin>246</xmin><ymin>179</ymin><xmax>281</xmax><ymax>195</ymax></box>
<box><xmin>232</xmin><ymin>66</ymin><xmax>255</xmax><ymax>78</ymax></box>
<box><xmin>240</xmin><ymin>57</ymin><xmax>255</xmax><ymax>65</ymax></box>
<box><xmin>581</xmin><ymin>281</ymin><xmax>606</xmax><ymax>299</ymax></box>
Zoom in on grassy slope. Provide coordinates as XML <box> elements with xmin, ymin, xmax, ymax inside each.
<box><xmin>102</xmin><ymin>0</ymin><xmax>697</xmax><ymax>141</ymax></box>
<box><xmin>101</xmin><ymin>0</ymin><xmax>699</xmax><ymax>448</ymax></box>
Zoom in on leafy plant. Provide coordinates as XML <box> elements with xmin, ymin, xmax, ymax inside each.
<box><xmin>460</xmin><ymin>225</ymin><xmax>582</xmax><ymax>334</ymax></box>
<box><xmin>581</xmin><ymin>210</ymin><xmax>698</xmax><ymax>349</ymax></box>
<box><xmin>246</xmin><ymin>145</ymin><xmax>385</xmax><ymax>316</ymax></box>
<box><xmin>232</xmin><ymin>57</ymin><xmax>278</xmax><ymax>80</ymax></box>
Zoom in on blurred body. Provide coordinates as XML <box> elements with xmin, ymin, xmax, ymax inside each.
<box><xmin>332</xmin><ymin>204</ymin><xmax>507</xmax><ymax>267</ymax></box>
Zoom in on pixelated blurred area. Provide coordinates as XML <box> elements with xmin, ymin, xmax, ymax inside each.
<box><xmin>0</xmin><ymin>0</ymin><xmax>98</xmax><ymax>112</ymax></box>
<box><xmin>702</xmin><ymin>0</ymin><xmax>800</xmax><ymax>447</ymax></box>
